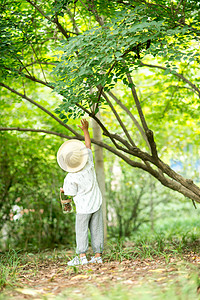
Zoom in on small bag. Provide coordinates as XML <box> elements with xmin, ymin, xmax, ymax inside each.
<box><xmin>60</xmin><ymin>191</ymin><xmax>73</xmax><ymax>214</ymax></box>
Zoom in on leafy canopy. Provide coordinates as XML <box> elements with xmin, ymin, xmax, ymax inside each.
<box><xmin>52</xmin><ymin>0</ymin><xmax>199</xmax><ymax>122</ymax></box>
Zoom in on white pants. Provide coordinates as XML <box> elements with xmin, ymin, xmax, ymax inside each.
<box><xmin>75</xmin><ymin>206</ymin><xmax>104</xmax><ymax>254</ymax></box>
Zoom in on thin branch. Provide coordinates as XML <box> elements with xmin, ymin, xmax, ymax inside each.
<box><xmin>95</xmin><ymin>61</ymin><xmax>117</xmax><ymax>113</ymax></box>
<box><xmin>66</xmin><ymin>7</ymin><xmax>81</xmax><ymax>34</ymax></box>
<box><xmin>0</xmin><ymin>126</ymin><xmax>150</xmax><ymax>171</ymax></box>
<box><xmin>79</xmin><ymin>0</ymin><xmax>104</xmax><ymax>26</ymax></box>
<box><xmin>76</xmin><ymin>102</ymin><xmax>124</xmax><ymax>149</ymax></box>
<box><xmin>29</xmin><ymin>43</ymin><xmax>47</xmax><ymax>83</ymax></box>
<box><xmin>2</xmin><ymin>66</ymin><xmax>138</xmax><ymax>154</ymax></box>
<box><xmin>125</xmin><ymin>72</ymin><xmax>149</xmax><ymax>132</ymax></box>
<box><xmin>25</xmin><ymin>0</ymin><xmax>51</xmax><ymax>21</ymax></box>
<box><xmin>139</xmin><ymin>62</ymin><xmax>200</xmax><ymax>97</ymax></box>
<box><xmin>136</xmin><ymin>0</ymin><xmax>199</xmax><ymax>36</ymax></box>
<box><xmin>20</xmin><ymin>61</ymin><xmax>56</xmax><ymax>71</ymax></box>
<box><xmin>176</xmin><ymin>0</ymin><xmax>184</xmax><ymax>10</ymax></box>
<box><xmin>0</xmin><ymin>83</ymin><xmax>81</xmax><ymax>138</ymax></box>
<box><xmin>107</xmin><ymin>133</ymin><xmax>134</xmax><ymax>150</ymax></box>
<box><xmin>76</xmin><ymin>103</ymin><xmax>155</xmax><ymax>163</ymax></box>
<box><xmin>21</xmin><ymin>22</ymin><xmax>49</xmax><ymax>82</ymax></box>
<box><xmin>12</xmin><ymin>52</ymin><xmax>32</xmax><ymax>77</ymax></box>
<box><xmin>54</xmin><ymin>13</ymin><xmax>70</xmax><ymax>39</ymax></box>
<box><xmin>140</xmin><ymin>84</ymin><xmax>197</xmax><ymax>106</ymax></box>
<box><xmin>140</xmin><ymin>0</ymin><xmax>169</xmax><ymax>11</ymax></box>
<box><xmin>1</xmin><ymin>81</ymin><xmax>138</xmax><ymax>159</ymax></box>
<box><xmin>25</xmin><ymin>0</ymin><xmax>70</xmax><ymax>39</ymax></box>
<box><xmin>168</xmin><ymin>85</ymin><xmax>197</xmax><ymax>93</ymax></box>
<box><xmin>0</xmin><ymin>127</ymin><xmax>70</xmax><ymax>138</ymax></box>
<box><xmin>126</xmin><ymin>72</ymin><xmax>159</xmax><ymax>159</ymax></box>
<box><xmin>107</xmin><ymin>90</ymin><xmax>151</xmax><ymax>151</ymax></box>
<box><xmin>1</xmin><ymin>65</ymin><xmax>54</xmax><ymax>88</ymax></box>
<box><xmin>101</xmin><ymin>90</ymin><xmax>136</xmax><ymax>148</ymax></box>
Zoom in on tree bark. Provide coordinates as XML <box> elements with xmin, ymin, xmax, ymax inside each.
<box><xmin>91</xmin><ymin>112</ymin><xmax>107</xmax><ymax>242</ymax></box>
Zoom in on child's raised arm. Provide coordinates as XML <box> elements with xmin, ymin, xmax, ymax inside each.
<box><xmin>78</xmin><ymin>119</ymin><xmax>91</xmax><ymax>149</ymax></box>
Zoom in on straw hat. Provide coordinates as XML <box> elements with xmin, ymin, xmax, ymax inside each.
<box><xmin>57</xmin><ymin>139</ymin><xmax>88</xmax><ymax>172</ymax></box>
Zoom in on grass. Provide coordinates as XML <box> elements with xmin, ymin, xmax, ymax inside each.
<box><xmin>1</xmin><ymin>216</ymin><xmax>200</xmax><ymax>299</ymax></box>
<box><xmin>54</xmin><ymin>272</ymin><xmax>200</xmax><ymax>300</ymax></box>
<box><xmin>103</xmin><ymin>228</ymin><xmax>200</xmax><ymax>263</ymax></box>
<box><xmin>1</xmin><ymin>224</ymin><xmax>199</xmax><ymax>291</ymax></box>
<box><xmin>0</xmin><ymin>241</ymin><xmax>200</xmax><ymax>300</ymax></box>
<box><xmin>0</xmin><ymin>249</ymin><xmax>21</xmax><ymax>290</ymax></box>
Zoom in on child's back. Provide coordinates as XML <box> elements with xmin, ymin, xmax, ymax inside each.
<box><xmin>63</xmin><ymin>148</ymin><xmax>102</xmax><ymax>213</ymax></box>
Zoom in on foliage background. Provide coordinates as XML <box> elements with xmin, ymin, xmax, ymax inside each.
<box><xmin>1</xmin><ymin>0</ymin><xmax>200</xmax><ymax>251</ymax></box>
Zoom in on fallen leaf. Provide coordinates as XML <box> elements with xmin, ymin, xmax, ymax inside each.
<box><xmin>15</xmin><ymin>288</ymin><xmax>39</xmax><ymax>296</ymax></box>
<box><xmin>100</xmin><ymin>276</ymin><xmax>110</xmax><ymax>281</ymax></box>
<box><xmin>167</xmin><ymin>268</ymin><xmax>177</xmax><ymax>272</ymax></box>
<box><xmin>149</xmin><ymin>269</ymin><xmax>166</xmax><ymax>273</ymax></box>
<box><xmin>71</xmin><ymin>275</ymin><xmax>89</xmax><ymax>280</ymax></box>
<box><xmin>156</xmin><ymin>277</ymin><xmax>167</xmax><ymax>282</ymax></box>
<box><xmin>123</xmin><ymin>280</ymin><xmax>134</xmax><ymax>284</ymax></box>
<box><xmin>48</xmin><ymin>274</ymin><xmax>57</xmax><ymax>282</ymax></box>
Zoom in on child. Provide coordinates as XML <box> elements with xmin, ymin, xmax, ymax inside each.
<box><xmin>57</xmin><ymin>119</ymin><xmax>104</xmax><ymax>266</ymax></box>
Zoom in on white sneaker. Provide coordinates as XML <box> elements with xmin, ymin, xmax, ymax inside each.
<box><xmin>89</xmin><ymin>256</ymin><xmax>103</xmax><ymax>264</ymax></box>
<box><xmin>67</xmin><ymin>256</ymin><xmax>88</xmax><ymax>266</ymax></box>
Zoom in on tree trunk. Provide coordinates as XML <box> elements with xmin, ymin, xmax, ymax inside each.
<box><xmin>91</xmin><ymin>112</ymin><xmax>107</xmax><ymax>242</ymax></box>
<box><xmin>150</xmin><ymin>178</ymin><xmax>155</xmax><ymax>231</ymax></box>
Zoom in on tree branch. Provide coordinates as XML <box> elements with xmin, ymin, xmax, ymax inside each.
<box><xmin>20</xmin><ymin>61</ymin><xmax>56</xmax><ymax>71</ymax></box>
<box><xmin>0</xmin><ymin>83</ymin><xmax>80</xmax><ymax>138</ymax></box>
<box><xmin>2</xmin><ymin>68</ymin><xmax>141</xmax><ymax>156</ymax></box>
<box><xmin>95</xmin><ymin>61</ymin><xmax>117</xmax><ymax>113</ymax></box>
<box><xmin>157</xmin><ymin>159</ymin><xmax>200</xmax><ymax>198</ymax></box>
<box><xmin>107</xmin><ymin>90</ymin><xmax>151</xmax><ymax>151</ymax></box>
<box><xmin>0</xmin><ymin>126</ymin><xmax>150</xmax><ymax>171</ymax></box>
<box><xmin>125</xmin><ymin>72</ymin><xmax>159</xmax><ymax>159</ymax></box>
<box><xmin>80</xmin><ymin>0</ymin><xmax>104</xmax><ymax>26</ymax></box>
<box><xmin>12</xmin><ymin>53</ymin><xmax>32</xmax><ymax>77</ymax></box>
<box><xmin>101</xmin><ymin>90</ymin><xmax>136</xmax><ymax>148</ymax></box>
<box><xmin>75</xmin><ymin>103</ymin><xmax>155</xmax><ymax>163</ymax></box>
<box><xmin>2</xmin><ymin>125</ymin><xmax>200</xmax><ymax>203</ymax></box>
<box><xmin>25</xmin><ymin>0</ymin><xmax>70</xmax><ymax>39</ymax></box>
<box><xmin>66</xmin><ymin>7</ymin><xmax>81</xmax><ymax>35</ymax></box>
<box><xmin>1</xmin><ymin>65</ymin><xmax>54</xmax><ymax>89</ymax></box>
<box><xmin>29</xmin><ymin>42</ymin><xmax>47</xmax><ymax>83</ymax></box>
<box><xmin>126</xmin><ymin>72</ymin><xmax>149</xmax><ymax>132</ymax></box>
<box><xmin>0</xmin><ymin>127</ymin><xmax>71</xmax><ymax>139</ymax></box>
<box><xmin>139</xmin><ymin>62</ymin><xmax>200</xmax><ymax>97</ymax></box>
<box><xmin>76</xmin><ymin>103</ymin><xmax>121</xmax><ymax>149</ymax></box>
<box><xmin>1</xmin><ymin>82</ymin><xmax>147</xmax><ymax>162</ymax></box>
<box><xmin>3</xmin><ymin>70</ymin><xmax>199</xmax><ymax>199</ymax></box>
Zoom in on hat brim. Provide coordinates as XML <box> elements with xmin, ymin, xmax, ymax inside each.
<box><xmin>57</xmin><ymin>139</ymin><xmax>89</xmax><ymax>172</ymax></box>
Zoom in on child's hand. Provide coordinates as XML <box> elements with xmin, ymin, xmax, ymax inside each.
<box><xmin>78</xmin><ymin>118</ymin><xmax>91</xmax><ymax>149</ymax></box>
<box><xmin>60</xmin><ymin>187</ymin><xmax>64</xmax><ymax>193</ymax></box>
<box><xmin>78</xmin><ymin>119</ymin><xmax>89</xmax><ymax>131</ymax></box>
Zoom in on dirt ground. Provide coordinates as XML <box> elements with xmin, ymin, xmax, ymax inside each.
<box><xmin>3</xmin><ymin>251</ymin><xmax>200</xmax><ymax>299</ymax></box>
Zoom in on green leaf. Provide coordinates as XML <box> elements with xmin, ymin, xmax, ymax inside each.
<box><xmin>163</xmin><ymin>69</ymin><xmax>170</xmax><ymax>75</ymax></box>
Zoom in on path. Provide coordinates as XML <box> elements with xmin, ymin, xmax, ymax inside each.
<box><xmin>3</xmin><ymin>251</ymin><xmax>200</xmax><ymax>299</ymax></box>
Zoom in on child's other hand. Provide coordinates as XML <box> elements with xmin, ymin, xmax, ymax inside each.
<box><xmin>78</xmin><ymin>119</ymin><xmax>89</xmax><ymax>131</ymax></box>
<box><xmin>60</xmin><ymin>187</ymin><xmax>64</xmax><ymax>193</ymax></box>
